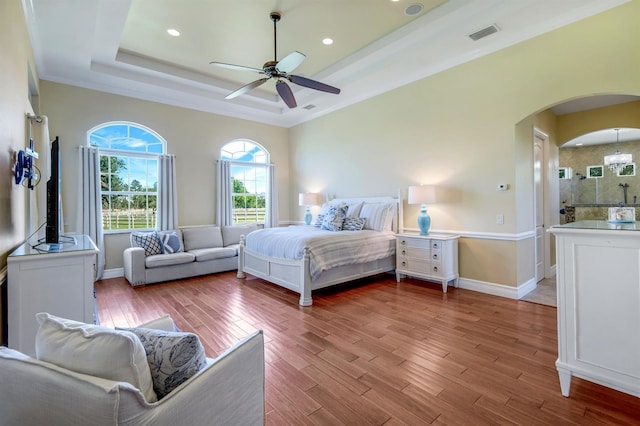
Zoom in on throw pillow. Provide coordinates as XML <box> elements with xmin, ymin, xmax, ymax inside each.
<box><xmin>157</xmin><ymin>231</ymin><xmax>183</xmax><ymax>254</ymax></box>
<box><xmin>342</xmin><ymin>217</ymin><xmax>366</xmax><ymax>231</ymax></box>
<box><xmin>136</xmin><ymin>314</ymin><xmax>181</xmax><ymax>332</ymax></box>
<box><xmin>35</xmin><ymin>312</ymin><xmax>157</xmax><ymax>403</ymax></box>
<box><xmin>321</xmin><ymin>205</ymin><xmax>348</xmax><ymax>231</ymax></box>
<box><xmin>131</xmin><ymin>231</ymin><xmax>163</xmax><ymax>256</ymax></box>
<box><xmin>118</xmin><ymin>327</ymin><xmax>207</xmax><ymax>399</ymax></box>
<box><xmin>313</xmin><ymin>213</ymin><xmax>325</xmax><ymax>227</ymax></box>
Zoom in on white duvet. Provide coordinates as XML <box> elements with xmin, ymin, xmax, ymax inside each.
<box><xmin>244</xmin><ymin>226</ymin><xmax>396</xmax><ymax>280</ymax></box>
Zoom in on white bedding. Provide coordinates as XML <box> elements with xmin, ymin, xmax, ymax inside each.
<box><xmin>244</xmin><ymin>226</ymin><xmax>396</xmax><ymax>280</ymax></box>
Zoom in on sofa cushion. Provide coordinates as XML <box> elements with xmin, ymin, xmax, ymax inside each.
<box><xmin>131</xmin><ymin>231</ymin><xmax>163</xmax><ymax>257</ymax></box>
<box><xmin>117</xmin><ymin>327</ymin><xmax>207</xmax><ymax>399</ymax></box>
<box><xmin>182</xmin><ymin>226</ymin><xmax>223</xmax><ymax>251</ymax></box>
<box><xmin>157</xmin><ymin>230</ymin><xmax>183</xmax><ymax>254</ymax></box>
<box><xmin>137</xmin><ymin>314</ymin><xmax>180</xmax><ymax>332</ymax></box>
<box><xmin>221</xmin><ymin>224</ymin><xmax>259</xmax><ymax>246</ymax></box>
<box><xmin>188</xmin><ymin>247</ymin><xmax>237</xmax><ymax>262</ymax></box>
<box><xmin>145</xmin><ymin>252</ymin><xmax>195</xmax><ymax>269</ymax></box>
<box><xmin>34</xmin><ymin>312</ymin><xmax>157</xmax><ymax>403</ymax></box>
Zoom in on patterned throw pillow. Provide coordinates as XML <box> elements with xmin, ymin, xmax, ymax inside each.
<box><xmin>313</xmin><ymin>213</ymin><xmax>325</xmax><ymax>227</ymax></box>
<box><xmin>118</xmin><ymin>327</ymin><xmax>207</xmax><ymax>399</ymax></box>
<box><xmin>321</xmin><ymin>205</ymin><xmax>348</xmax><ymax>231</ymax></box>
<box><xmin>157</xmin><ymin>231</ymin><xmax>183</xmax><ymax>254</ymax></box>
<box><xmin>131</xmin><ymin>231</ymin><xmax>163</xmax><ymax>256</ymax></box>
<box><xmin>342</xmin><ymin>217</ymin><xmax>366</xmax><ymax>231</ymax></box>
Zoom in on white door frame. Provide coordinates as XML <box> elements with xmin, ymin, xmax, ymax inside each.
<box><xmin>533</xmin><ymin>126</ymin><xmax>552</xmax><ymax>280</ymax></box>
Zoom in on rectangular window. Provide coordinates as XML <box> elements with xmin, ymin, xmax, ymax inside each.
<box><xmin>231</xmin><ymin>163</ymin><xmax>267</xmax><ymax>224</ymax></box>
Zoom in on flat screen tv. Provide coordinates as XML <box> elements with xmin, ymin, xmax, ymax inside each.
<box><xmin>45</xmin><ymin>137</ymin><xmax>61</xmax><ymax>244</ymax></box>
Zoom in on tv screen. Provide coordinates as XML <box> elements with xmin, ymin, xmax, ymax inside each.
<box><xmin>45</xmin><ymin>137</ymin><xmax>61</xmax><ymax>244</ymax></box>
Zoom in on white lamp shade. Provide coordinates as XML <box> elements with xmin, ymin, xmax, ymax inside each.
<box><xmin>299</xmin><ymin>193</ymin><xmax>323</xmax><ymax>206</ymax></box>
<box><xmin>408</xmin><ymin>185</ymin><xmax>436</xmax><ymax>205</ymax></box>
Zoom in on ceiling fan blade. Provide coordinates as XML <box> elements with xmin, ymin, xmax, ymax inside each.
<box><xmin>276</xmin><ymin>80</ymin><xmax>297</xmax><ymax>108</ymax></box>
<box><xmin>289</xmin><ymin>75</ymin><xmax>341</xmax><ymax>94</ymax></box>
<box><xmin>225</xmin><ymin>78</ymin><xmax>270</xmax><ymax>100</ymax></box>
<box><xmin>276</xmin><ymin>51</ymin><xmax>306</xmax><ymax>73</ymax></box>
<box><xmin>210</xmin><ymin>61</ymin><xmax>265</xmax><ymax>74</ymax></box>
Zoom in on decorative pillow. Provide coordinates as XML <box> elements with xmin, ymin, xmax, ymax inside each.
<box><xmin>131</xmin><ymin>231</ymin><xmax>163</xmax><ymax>256</ymax></box>
<box><xmin>313</xmin><ymin>213</ymin><xmax>325</xmax><ymax>227</ymax></box>
<box><xmin>359</xmin><ymin>203</ymin><xmax>392</xmax><ymax>231</ymax></box>
<box><xmin>321</xmin><ymin>205</ymin><xmax>348</xmax><ymax>231</ymax></box>
<box><xmin>346</xmin><ymin>202</ymin><xmax>364</xmax><ymax>218</ymax></box>
<box><xmin>157</xmin><ymin>231</ymin><xmax>183</xmax><ymax>254</ymax></box>
<box><xmin>342</xmin><ymin>217</ymin><xmax>366</xmax><ymax>231</ymax></box>
<box><xmin>35</xmin><ymin>312</ymin><xmax>157</xmax><ymax>403</ymax></box>
<box><xmin>136</xmin><ymin>314</ymin><xmax>180</xmax><ymax>332</ymax></box>
<box><xmin>117</xmin><ymin>327</ymin><xmax>207</xmax><ymax>399</ymax></box>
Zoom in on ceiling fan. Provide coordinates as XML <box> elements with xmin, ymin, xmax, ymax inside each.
<box><xmin>210</xmin><ymin>11</ymin><xmax>340</xmax><ymax>109</ymax></box>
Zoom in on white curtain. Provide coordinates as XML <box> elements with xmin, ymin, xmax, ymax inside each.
<box><xmin>265</xmin><ymin>163</ymin><xmax>279</xmax><ymax>228</ymax></box>
<box><xmin>31</xmin><ymin>116</ymin><xmax>50</xmax><ymax>235</ymax></box>
<box><xmin>216</xmin><ymin>160</ymin><xmax>233</xmax><ymax>226</ymax></box>
<box><xmin>77</xmin><ymin>146</ymin><xmax>105</xmax><ymax>279</ymax></box>
<box><xmin>157</xmin><ymin>154</ymin><xmax>179</xmax><ymax>230</ymax></box>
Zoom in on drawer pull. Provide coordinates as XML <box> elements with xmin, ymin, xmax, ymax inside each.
<box><xmin>433</xmin><ymin>243</ymin><xmax>439</xmax><ymax>249</ymax></box>
<box><xmin>432</xmin><ymin>254</ymin><xmax>438</xmax><ymax>260</ymax></box>
<box><xmin>401</xmin><ymin>249</ymin><xmax>406</xmax><ymax>255</ymax></box>
<box><xmin>433</xmin><ymin>266</ymin><xmax>438</xmax><ymax>272</ymax></box>
<box><xmin>400</xmin><ymin>240</ymin><xmax>407</xmax><ymax>246</ymax></box>
<box><xmin>401</xmin><ymin>261</ymin><xmax>407</xmax><ymax>267</ymax></box>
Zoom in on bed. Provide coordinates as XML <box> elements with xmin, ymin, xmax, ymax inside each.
<box><xmin>237</xmin><ymin>196</ymin><xmax>401</xmax><ymax>306</ymax></box>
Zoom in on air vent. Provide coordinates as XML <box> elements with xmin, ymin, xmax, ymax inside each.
<box><xmin>469</xmin><ymin>24</ymin><xmax>499</xmax><ymax>41</ymax></box>
<box><xmin>303</xmin><ymin>104</ymin><xmax>316</xmax><ymax>110</ymax></box>
<box><xmin>405</xmin><ymin>3</ymin><xmax>424</xmax><ymax>16</ymax></box>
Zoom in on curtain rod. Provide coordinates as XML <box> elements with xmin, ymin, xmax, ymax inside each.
<box><xmin>26</xmin><ymin>113</ymin><xmax>43</xmax><ymax>123</ymax></box>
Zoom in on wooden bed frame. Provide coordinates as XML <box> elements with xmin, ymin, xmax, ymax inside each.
<box><xmin>237</xmin><ymin>196</ymin><xmax>402</xmax><ymax>306</ymax></box>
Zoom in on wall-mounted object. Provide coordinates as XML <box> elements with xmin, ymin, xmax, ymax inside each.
<box><xmin>13</xmin><ymin>138</ymin><xmax>39</xmax><ymax>190</ymax></box>
<box><xmin>559</xmin><ymin>167</ymin><xmax>572</xmax><ymax>180</ymax></box>
<box><xmin>587</xmin><ymin>165</ymin><xmax>603</xmax><ymax>179</ymax></box>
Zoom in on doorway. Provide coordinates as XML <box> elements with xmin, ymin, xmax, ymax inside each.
<box><xmin>533</xmin><ymin>128</ymin><xmax>549</xmax><ymax>283</ymax></box>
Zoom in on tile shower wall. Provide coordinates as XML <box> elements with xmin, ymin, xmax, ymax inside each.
<box><xmin>560</xmin><ymin>140</ymin><xmax>640</xmax><ymax>206</ymax></box>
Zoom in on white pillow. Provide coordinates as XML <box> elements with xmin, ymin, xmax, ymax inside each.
<box><xmin>35</xmin><ymin>312</ymin><xmax>157</xmax><ymax>403</ymax></box>
<box><xmin>137</xmin><ymin>314</ymin><xmax>180</xmax><ymax>332</ymax></box>
<box><xmin>359</xmin><ymin>203</ymin><xmax>393</xmax><ymax>231</ymax></box>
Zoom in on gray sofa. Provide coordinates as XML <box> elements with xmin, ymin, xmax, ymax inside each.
<box><xmin>123</xmin><ymin>224</ymin><xmax>258</xmax><ymax>286</ymax></box>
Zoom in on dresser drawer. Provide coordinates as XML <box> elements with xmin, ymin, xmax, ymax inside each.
<box><xmin>397</xmin><ymin>259</ymin><xmax>431</xmax><ymax>274</ymax></box>
<box><xmin>397</xmin><ymin>246</ymin><xmax>430</xmax><ymax>260</ymax></box>
<box><xmin>397</xmin><ymin>237</ymin><xmax>430</xmax><ymax>250</ymax></box>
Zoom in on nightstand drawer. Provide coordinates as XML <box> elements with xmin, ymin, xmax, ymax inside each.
<box><xmin>398</xmin><ymin>259</ymin><xmax>431</xmax><ymax>273</ymax></box>
<box><xmin>397</xmin><ymin>237</ymin><xmax>430</xmax><ymax>250</ymax></box>
<box><xmin>397</xmin><ymin>246</ymin><xmax>430</xmax><ymax>260</ymax></box>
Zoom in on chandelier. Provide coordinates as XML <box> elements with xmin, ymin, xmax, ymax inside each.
<box><xmin>604</xmin><ymin>128</ymin><xmax>632</xmax><ymax>172</ymax></box>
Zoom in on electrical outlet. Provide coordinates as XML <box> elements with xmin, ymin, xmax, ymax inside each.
<box><xmin>496</xmin><ymin>214</ymin><xmax>504</xmax><ymax>225</ymax></box>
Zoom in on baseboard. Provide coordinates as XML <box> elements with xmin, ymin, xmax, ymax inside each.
<box><xmin>102</xmin><ymin>268</ymin><xmax>124</xmax><ymax>279</ymax></box>
<box><xmin>457</xmin><ymin>277</ymin><xmax>537</xmax><ymax>300</ymax></box>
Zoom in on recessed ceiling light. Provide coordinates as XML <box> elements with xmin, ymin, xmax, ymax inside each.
<box><xmin>322</xmin><ymin>38</ymin><xmax>333</xmax><ymax>45</ymax></box>
<box><xmin>391</xmin><ymin>0</ymin><xmax>400</xmax><ymax>2</ymax></box>
<box><xmin>405</xmin><ymin>3</ymin><xmax>424</xmax><ymax>16</ymax></box>
<box><xmin>167</xmin><ymin>29</ymin><xmax>180</xmax><ymax>37</ymax></box>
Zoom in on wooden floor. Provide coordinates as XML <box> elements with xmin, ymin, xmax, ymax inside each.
<box><xmin>96</xmin><ymin>272</ymin><xmax>640</xmax><ymax>425</ymax></box>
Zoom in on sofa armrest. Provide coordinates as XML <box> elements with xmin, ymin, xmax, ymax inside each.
<box><xmin>116</xmin><ymin>330</ymin><xmax>265</xmax><ymax>425</ymax></box>
<box><xmin>123</xmin><ymin>247</ymin><xmax>147</xmax><ymax>286</ymax></box>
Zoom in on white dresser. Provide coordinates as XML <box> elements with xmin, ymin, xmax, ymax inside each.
<box><xmin>549</xmin><ymin>220</ymin><xmax>640</xmax><ymax>398</ymax></box>
<box><xmin>8</xmin><ymin>235</ymin><xmax>99</xmax><ymax>356</ymax></box>
<box><xmin>395</xmin><ymin>233</ymin><xmax>459</xmax><ymax>292</ymax></box>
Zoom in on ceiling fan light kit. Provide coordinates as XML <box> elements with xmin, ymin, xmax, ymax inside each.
<box><xmin>210</xmin><ymin>11</ymin><xmax>340</xmax><ymax>109</ymax></box>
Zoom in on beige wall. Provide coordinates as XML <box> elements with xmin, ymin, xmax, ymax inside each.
<box><xmin>289</xmin><ymin>1</ymin><xmax>640</xmax><ymax>288</ymax></box>
<box><xmin>557</xmin><ymin>101</ymin><xmax>640</xmax><ymax>145</ymax></box>
<box><xmin>39</xmin><ymin>82</ymin><xmax>289</xmax><ymax>270</ymax></box>
<box><xmin>0</xmin><ymin>0</ymin><xmax>39</xmax><ymax>344</ymax></box>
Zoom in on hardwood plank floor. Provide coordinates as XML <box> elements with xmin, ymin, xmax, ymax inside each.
<box><xmin>95</xmin><ymin>272</ymin><xmax>640</xmax><ymax>425</ymax></box>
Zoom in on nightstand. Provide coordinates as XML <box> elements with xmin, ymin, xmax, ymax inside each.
<box><xmin>395</xmin><ymin>233</ymin><xmax>459</xmax><ymax>293</ymax></box>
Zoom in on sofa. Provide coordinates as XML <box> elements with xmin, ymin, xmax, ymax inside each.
<box><xmin>0</xmin><ymin>313</ymin><xmax>265</xmax><ymax>425</ymax></box>
<box><xmin>123</xmin><ymin>224</ymin><xmax>258</xmax><ymax>286</ymax></box>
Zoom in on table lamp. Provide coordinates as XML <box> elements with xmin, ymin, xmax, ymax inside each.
<box><xmin>299</xmin><ymin>193</ymin><xmax>323</xmax><ymax>225</ymax></box>
<box><xmin>408</xmin><ymin>185</ymin><xmax>436</xmax><ymax>235</ymax></box>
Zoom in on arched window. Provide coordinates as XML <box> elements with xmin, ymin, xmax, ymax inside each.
<box><xmin>88</xmin><ymin>122</ymin><xmax>166</xmax><ymax>231</ymax></box>
<box><xmin>221</xmin><ymin>140</ymin><xmax>269</xmax><ymax>224</ymax></box>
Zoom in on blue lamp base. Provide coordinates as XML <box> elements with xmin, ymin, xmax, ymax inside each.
<box><xmin>417</xmin><ymin>204</ymin><xmax>431</xmax><ymax>235</ymax></box>
<box><xmin>304</xmin><ymin>208</ymin><xmax>312</xmax><ymax>225</ymax></box>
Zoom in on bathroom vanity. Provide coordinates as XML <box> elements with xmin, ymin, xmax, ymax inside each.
<box><xmin>549</xmin><ymin>220</ymin><xmax>640</xmax><ymax>398</ymax></box>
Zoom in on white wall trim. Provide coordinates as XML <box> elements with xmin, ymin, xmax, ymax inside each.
<box><xmin>102</xmin><ymin>268</ymin><xmax>124</xmax><ymax>279</ymax></box>
<box><xmin>457</xmin><ymin>277</ymin><xmax>537</xmax><ymax>299</ymax></box>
